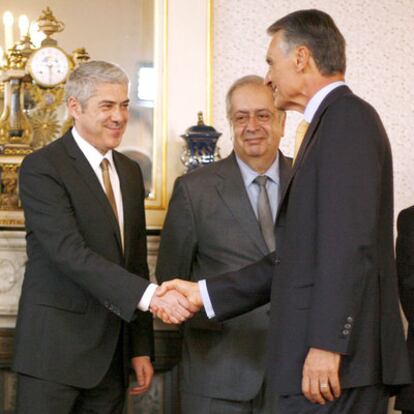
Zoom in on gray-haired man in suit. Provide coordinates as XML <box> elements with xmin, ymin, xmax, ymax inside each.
<box><xmin>156</xmin><ymin>75</ymin><xmax>290</xmax><ymax>414</ymax></box>
<box><xmin>156</xmin><ymin>9</ymin><xmax>411</xmax><ymax>414</ymax></box>
<box><xmin>13</xmin><ymin>61</ymin><xmax>194</xmax><ymax>414</ymax></box>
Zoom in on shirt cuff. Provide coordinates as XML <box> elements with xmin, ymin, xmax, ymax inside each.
<box><xmin>137</xmin><ymin>283</ymin><xmax>158</xmax><ymax>311</ymax></box>
<box><xmin>199</xmin><ymin>280</ymin><xmax>215</xmax><ymax>319</ymax></box>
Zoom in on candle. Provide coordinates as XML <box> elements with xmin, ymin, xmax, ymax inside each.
<box><xmin>3</xmin><ymin>11</ymin><xmax>14</xmax><ymax>51</ymax></box>
<box><xmin>19</xmin><ymin>15</ymin><xmax>30</xmax><ymax>39</ymax></box>
<box><xmin>29</xmin><ymin>22</ymin><xmax>45</xmax><ymax>48</ymax></box>
<box><xmin>0</xmin><ymin>46</ymin><xmax>3</xmax><ymax>67</ymax></box>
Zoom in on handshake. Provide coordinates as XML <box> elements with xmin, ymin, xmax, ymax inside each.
<box><xmin>149</xmin><ymin>279</ymin><xmax>204</xmax><ymax>324</ymax></box>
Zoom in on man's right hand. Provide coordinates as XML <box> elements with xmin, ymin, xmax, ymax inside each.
<box><xmin>149</xmin><ymin>286</ymin><xmax>199</xmax><ymax>324</ymax></box>
<box><xmin>157</xmin><ymin>279</ymin><xmax>203</xmax><ymax>313</ymax></box>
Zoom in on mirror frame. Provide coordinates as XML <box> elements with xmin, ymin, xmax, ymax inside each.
<box><xmin>145</xmin><ymin>0</ymin><xmax>214</xmax><ymax>228</ymax></box>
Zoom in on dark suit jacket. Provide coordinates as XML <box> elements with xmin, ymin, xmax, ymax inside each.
<box><xmin>156</xmin><ymin>151</ymin><xmax>291</xmax><ymax>401</ymax></box>
<box><xmin>13</xmin><ymin>131</ymin><xmax>154</xmax><ymax>388</ymax></box>
<box><xmin>395</xmin><ymin>206</ymin><xmax>414</xmax><ymax>411</ymax></box>
<box><xmin>206</xmin><ymin>86</ymin><xmax>411</xmax><ymax>395</ymax></box>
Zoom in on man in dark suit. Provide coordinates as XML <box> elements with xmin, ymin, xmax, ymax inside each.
<box><xmin>395</xmin><ymin>206</ymin><xmax>414</xmax><ymax>414</ymax></box>
<box><xmin>13</xmin><ymin>61</ymin><xmax>193</xmax><ymax>414</ymax></box>
<box><xmin>156</xmin><ymin>75</ymin><xmax>290</xmax><ymax>414</ymax></box>
<box><xmin>156</xmin><ymin>9</ymin><xmax>411</xmax><ymax>414</ymax></box>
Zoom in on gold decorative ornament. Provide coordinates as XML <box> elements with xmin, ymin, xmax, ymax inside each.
<box><xmin>72</xmin><ymin>48</ymin><xmax>90</xmax><ymax>67</ymax></box>
<box><xmin>0</xmin><ymin>7</ymin><xmax>89</xmax><ymax>227</ymax></box>
<box><xmin>30</xmin><ymin>109</ymin><xmax>61</xmax><ymax>149</ymax></box>
<box><xmin>36</xmin><ymin>7</ymin><xmax>65</xmax><ymax>46</ymax></box>
<box><xmin>0</xmin><ymin>163</ymin><xmax>20</xmax><ymax>210</ymax></box>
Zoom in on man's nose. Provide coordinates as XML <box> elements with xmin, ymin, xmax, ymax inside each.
<box><xmin>111</xmin><ymin>106</ymin><xmax>124</xmax><ymax>121</ymax></box>
<box><xmin>246</xmin><ymin>114</ymin><xmax>260</xmax><ymax>130</ymax></box>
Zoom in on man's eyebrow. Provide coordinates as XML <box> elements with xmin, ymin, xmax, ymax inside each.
<box><xmin>98</xmin><ymin>99</ymin><xmax>130</xmax><ymax>105</ymax></box>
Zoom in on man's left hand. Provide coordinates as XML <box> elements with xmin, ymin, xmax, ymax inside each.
<box><xmin>129</xmin><ymin>356</ymin><xmax>154</xmax><ymax>395</ymax></box>
<box><xmin>302</xmin><ymin>347</ymin><xmax>341</xmax><ymax>405</ymax></box>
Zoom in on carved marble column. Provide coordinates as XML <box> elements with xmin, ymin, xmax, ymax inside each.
<box><xmin>0</xmin><ymin>231</ymin><xmax>26</xmax><ymax>329</ymax></box>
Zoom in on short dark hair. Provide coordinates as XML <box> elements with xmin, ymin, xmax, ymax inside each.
<box><xmin>267</xmin><ymin>9</ymin><xmax>346</xmax><ymax>76</ymax></box>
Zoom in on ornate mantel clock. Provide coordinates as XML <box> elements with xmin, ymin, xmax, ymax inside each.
<box><xmin>0</xmin><ymin>7</ymin><xmax>89</xmax><ymax>227</ymax></box>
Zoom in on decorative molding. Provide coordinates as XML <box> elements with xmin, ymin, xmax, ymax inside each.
<box><xmin>0</xmin><ymin>232</ymin><xmax>26</xmax><ymax>322</ymax></box>
<box><xmin>0</xmin><ymin>260</ymin><xmax>19</xmax><ymax>294</ymax></box>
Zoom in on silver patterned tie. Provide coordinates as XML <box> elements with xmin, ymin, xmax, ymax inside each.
<box><xmin>254</xmin><ymin>175</ymin><xmax>275</xmax><ymax>252</ymax></box>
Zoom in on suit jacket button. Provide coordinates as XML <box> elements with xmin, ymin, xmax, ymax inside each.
<box><xmin>342</xmin><ymin>329</ymin><xmax>350</xmax><ymax>336</ymax></box>
<box><xmin>274</xmin><ymin>258</ymin><xmax>281</xmax><ymax>265</ymax></box>
<box><xmin>346</xmin><ymin>316</ymin><xmax>353</xmax><ymax>323</ymax></box>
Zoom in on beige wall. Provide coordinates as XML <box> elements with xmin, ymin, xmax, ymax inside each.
<box><xmin>212</xmin><ymin>0</ymin><xmax>414</xmax><ymax>221</ymax></box>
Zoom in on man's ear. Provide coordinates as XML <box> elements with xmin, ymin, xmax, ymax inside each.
<box><xmin>295</xmin><ymin>45</ymin><xmax>311</xmax><ymax>72</ymax></box>
<box><xmin>67</xmin><ymin>97</ymin><xmax>82</xmax><ymax>120</ymax></box>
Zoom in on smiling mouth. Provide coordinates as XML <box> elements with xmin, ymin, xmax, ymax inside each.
<box><xmin>106</xmin><ymin>125</ymin><xmax>123</xmax><ymax>131</ymax></box>
<box><xmin>245</xmin><ymin>137</ymin><xmax>264</xmax><ymax>144</ymax></box>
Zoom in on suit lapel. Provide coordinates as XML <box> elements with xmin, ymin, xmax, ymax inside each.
<box><xmin>277</xmin><ymin>85</ymin><xmax>352</xmax><ymax>220</ymax></box>
<box><xmin>62</xmin><ymin>132</ymin><xmax>123</xmax><ymax>252</ymax></box>
<box><xmin>278</xmin><ymin>151</ymin><xmax>292</xmax><ymax>198</ymax></box>
<box><xmin>215</xmin><ymin>153</ymin><xmax>269</xmax><ymax>255</ymax></box>
<box><xmin>113</xmin><ymin>152</ymin><xmax>135</xmax><ymax>261</ymax></box>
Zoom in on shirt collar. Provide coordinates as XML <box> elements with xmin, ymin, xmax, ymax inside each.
<box><xmin>303</xmin><ymin>81</ymin><xmax>346</xmax><ymax>123</ymax></box>
<box><xmin>236</xmin><ymin>152</ymin><xmax>280</xmax><ymax>187</ymax></box>
<box><xmin>72</xmin><ymin>127</ymin><xmax>115</xmax><ymax>170</ymax></box>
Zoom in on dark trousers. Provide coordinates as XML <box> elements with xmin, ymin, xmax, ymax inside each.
<box><xmin>278</xmin><ymin>385</ymin><xmax>389</xmax><ymax>414</ymax></box>
<box><xmin>180</xmin><ymin>380</ymin><xmax>276</xmax><ymax>414</ymax></box>
<box><xmin>16</xmin><ymin>341</ymin><xmax>126</xmax><ymax>414</ymax></box>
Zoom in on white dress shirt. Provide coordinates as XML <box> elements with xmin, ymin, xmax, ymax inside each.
<box><xmin>236</xmin><ymin>153</ymin><xmax>280</xmax><ymax>220</ymax></box>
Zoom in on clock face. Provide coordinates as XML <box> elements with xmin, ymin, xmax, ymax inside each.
<box><xmin>28</xmin><ymin>47</ymin><xmax>70</xmax><ymax>87</ymax></box>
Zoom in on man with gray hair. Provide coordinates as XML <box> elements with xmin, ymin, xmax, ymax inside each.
<box><xmin>13</xmin><ymin>60</ymin><xmax>194</xmax><ymax>413</ymax></box>
<box><xmin>156</xmin><ymin>75</ymin><xmax>290</xmax><ymax>413</ymax></box>
<box><xmin>158</xmin><ymin>9</ymin><xmax>411</xmax><ymax>414</ymax></box>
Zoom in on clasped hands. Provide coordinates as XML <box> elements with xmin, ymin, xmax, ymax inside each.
<box><xmin>149</xmin><ymin>279</ymin><xmax>203</xmax><ymax>324</ymax></box>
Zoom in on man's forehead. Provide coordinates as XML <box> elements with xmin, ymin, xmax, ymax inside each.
<box><xmin>90</xmin><ymin>83</ymin><xmax>129</xmax><ymax>99</ymax></box>
<box><xmin>232</xmin><ymin>95</ymin><xmax>275</xmax><ymax>112</ymax></box>
<box><xmin>233</xmin><ymin>83</ymin><xmax>272</xmax><ymax>98</ymax></box>
<box><xmin>268</xmin><ymin>30</ymin><xmax>287</xmax><ymax>51</ymax></box>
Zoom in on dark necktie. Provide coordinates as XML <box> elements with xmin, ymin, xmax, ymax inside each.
<box><xmin>254</xmin><ymin>175</ymin><xmax>275</xmax><ymax>252</ymax></box>
<box><xmin>100</xmin><ymin>159</ymin><xmax>119</xmax><ymax>222</ymax></box>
